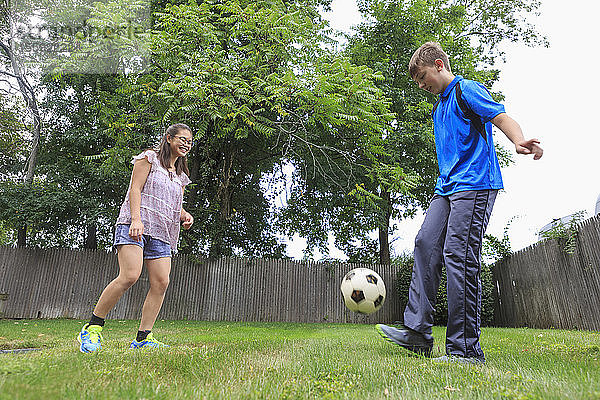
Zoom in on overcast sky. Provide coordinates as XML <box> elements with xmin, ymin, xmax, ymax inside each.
<box><xmin>285</xmin><ymin>0</ymin><xmax>600</xmax><ymax>259</ymax></box>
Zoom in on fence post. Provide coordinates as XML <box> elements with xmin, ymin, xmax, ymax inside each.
<box><xmin>0</xmin><ymin>293</ymin><xmax>7</xmax><ymax>318</ymax></box>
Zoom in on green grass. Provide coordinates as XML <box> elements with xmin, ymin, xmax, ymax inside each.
<box><xmin>0</xmin><ymin>320</ymin><xmax>599</xmax><ymax>399</ymax></box>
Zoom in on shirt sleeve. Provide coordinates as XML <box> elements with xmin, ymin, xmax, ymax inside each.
<box><xmin>460</xmin><ymin>80</ymin><xmax>505</xmax><ymax>123</ymax></box>
<box><xmin>131</xmin><ymin>149</ymin><xmax>157</xmax><ymax>165</ymax></box>
<box><xmin>179</xmin><ymin>173</ymin><xmax>191</xmax><ymax>187</ymax></box>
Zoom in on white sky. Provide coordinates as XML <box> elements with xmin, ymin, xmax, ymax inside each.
<box><xmin>285</xmin><ymin>0</ymin><xmax>600</xmax><ymax>259</ymax></box>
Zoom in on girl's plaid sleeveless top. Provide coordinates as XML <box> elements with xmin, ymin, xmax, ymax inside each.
<box><xmin>116</xmin><ymin>150</ymin><xmax>191</xmax><ymax>250</ymax></box>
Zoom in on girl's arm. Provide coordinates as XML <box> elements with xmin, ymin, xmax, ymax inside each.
<box><xmin>128</xmin><ymin>158</ymin><xmax>152</xmax><ymax>240</ymax></box>
<box><xmin>180</xmin><ymin>188</ymin><xmax>194</xmax><ymax>230</ymax></box>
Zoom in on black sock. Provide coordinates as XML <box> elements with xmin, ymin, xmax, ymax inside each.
<box><xmin>89</xmin><ymin>314</ymin><xmax>105</xmax><ymax>327</ymax></box>
<box><xmin>136</xmin><ymin>330</ymin><xmax>151</xmax><ymax>342</ymax></box>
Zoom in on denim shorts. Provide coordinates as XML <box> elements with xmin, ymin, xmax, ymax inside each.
<box><xmin>113</xmin><ymin>224</ymin><xmax>172</xmax><ymax>259</ymax></box>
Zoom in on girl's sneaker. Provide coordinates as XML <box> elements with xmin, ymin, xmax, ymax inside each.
<box><xmin>78</xmin><ymin>323</ymin><xmax>103</xmax><ymax>353</ymax></box>
<box><xmin>129</xmin><ymin>333</ymin><xmax>169</xmax><ymax>349</ymax></box>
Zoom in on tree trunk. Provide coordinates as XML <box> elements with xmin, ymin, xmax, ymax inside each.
<box><xmin>187</xmin><ymin>141</ymin><xmax>201</xmax><ymax>206</ymax></box>
<box><xmin>217</xmin><ymin>145</ymin><xmax>235</xmax><ymax>220</ymax></box>
<box><xmin>378</xmin><ymin>189</ymin><xmax>391</xmax><ymax>265</ymax></box>
<box><xmin>209</xmin><ymin>143</ymin><xmax>236</xmax><ymax>257</ymax></box>
<box><xmin>83</xmin><ymin>224</ymin><xmax>97</xmax><ymax>249</ymax></box>
<box><xmin>1</xmin><ymin>23</ymin><xmax>42</xmax><ymax>248</ymax></box>
<box><xmin>17</xmin><ymin>225</ymin><xmax>26</xmax><ymax>247</ymax></box>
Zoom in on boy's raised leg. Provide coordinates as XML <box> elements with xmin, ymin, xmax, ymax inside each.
<box><xmin>377</xmin><ymin>195</ymin><xmax>449</xmax><ymax>356</ymax></box>
<box><xmin>403</xmin><ymin>195</ymin><xmax>449</xmax><ymax>335</ymax></box>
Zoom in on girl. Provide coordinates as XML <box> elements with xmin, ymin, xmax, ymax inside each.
<box><xmin>78</xmin><ymin>123</ymin><xmax>194</xmax><ymax>352</ymax></box>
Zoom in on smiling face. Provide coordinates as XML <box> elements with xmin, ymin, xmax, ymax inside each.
<box><xmin>412</xmin><ymin>59</ymin><xmax>453</xmax><ymax>95</ymax></box>
<box><xmin>167</xmin><ymin>129</ymin><xmax>193</xmax><ymax>158</ymax></box>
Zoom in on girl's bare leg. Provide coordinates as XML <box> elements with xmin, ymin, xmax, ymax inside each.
<box><xmin>138</xmin><ymin>256</ymin><xmax>171</xmax><ymax>331</ymax></box>
<box><xmin>93</xmin><ymin>245</ymin><xmax>143</xmax><ymax>318</ymax></box>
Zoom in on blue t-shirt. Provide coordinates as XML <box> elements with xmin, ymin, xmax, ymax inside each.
<box><xmin>432</xmin><ymin>76</ymin><xmax>505</xmax><ymax>195</ymax></box>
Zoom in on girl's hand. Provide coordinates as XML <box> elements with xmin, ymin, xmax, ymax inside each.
<box><xmin>181</xmin><ymin>211</ymin><xmax>194</xmax><ymax>230</ymax></box>
<box><xmin>129</xmin><ymin>219</ymin><xmax>144</xmax><ymax>241</ymax></box>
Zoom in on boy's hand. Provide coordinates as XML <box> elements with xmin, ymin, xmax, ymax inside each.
<box><xmin>516</xmin><ymin>138</ymin><xmax>543</xmax><ymax>160</ymax></box>
<box><xmin>181</xmin><ymin>211</ymin><xmax>194</xmax><ymax>230</ymax></box>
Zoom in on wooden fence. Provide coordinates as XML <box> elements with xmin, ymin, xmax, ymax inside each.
<box><xmin>493</xmin><ymin>214</ymin><xmax>600</xmax><ymax>330</ymax></box>
<box><xmin>5</xmin><ymin>212</ymin><xmax>599</xmax><ymax>329</ymax></box>
<box><xmin>0</xmin><ymin>246</ymin><xmax>404</xmax><ymax>324</ymax></box>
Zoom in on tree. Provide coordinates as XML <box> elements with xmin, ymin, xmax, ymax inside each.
<box><xmin>10</xmin><ymin>0</ymin><xmax>407</xmax><ymax>256</ymax></box>
<box><xmin>0</xmin><ymin>94</ymin><xmax>25</xmax><ymax>175</ymax></box>
<box><xmin>338</xmin><ymin>0</ymin><xmax>547</xmax><ymax>263</ymax></box>
<box><xmin>127</xmin><ymin>0</ymin><xmax>408</xmax><ymax>257</ymax></box>
<box><xmin>0</xmin><ymin>95</ymin><xmax>25</xmax><ymax>244</ymax></box>
<box><xmin>35</xmin><ymin>73</ymin><xmax>143</xmax><ymax>248</ymax></box>
<box><xmin>1</xmin><ymin>0</ymin><xmax>543</xmax><ymax>260</ymax></box>
<box><xmin>1</xmin><ymin>0</ymin><xmax>44</xmax><ymax>246</ymax></box>
<box><xmin>0</xmin><ymin>0</ymin><xmax>151</xmax><ymax>249</ymax></box>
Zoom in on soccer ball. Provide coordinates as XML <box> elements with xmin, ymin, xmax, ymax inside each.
<box><xmin>340</xmin><ymin>268</ymin><xmax>386</xmax><ymax>314</ymax></box>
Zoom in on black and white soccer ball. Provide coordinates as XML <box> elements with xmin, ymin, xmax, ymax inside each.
<box><xmin>340</xmin><ymin>268</ymin><xmax>386</xmax><ymax>314</ymax></box>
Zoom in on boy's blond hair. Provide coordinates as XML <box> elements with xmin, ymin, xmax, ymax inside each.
<box><xmin>408</xmin><ymin>42</ymin><xmax>451</xmax><ymax>78</ymax></box>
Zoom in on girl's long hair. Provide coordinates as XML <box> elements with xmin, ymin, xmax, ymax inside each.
<box><xmin>156</xmin><ymin>123</ymin><xmax>191</xmax><ymax>176</ymax></box>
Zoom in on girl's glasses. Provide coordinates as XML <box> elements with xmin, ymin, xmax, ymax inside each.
<box><xmin>174</xmin><ymin>136</ymin><xmax>193</xmax><ymax>146</ymax></box>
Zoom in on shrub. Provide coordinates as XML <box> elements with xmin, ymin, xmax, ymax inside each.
<box><xmin>538</xmin><ymin>210</ymin><xmax>587</xmax><ymax>255</ymax></box>
<box><xmin>394</xmin><ymin>253</ymin><xmax>495</xmax><ymax>327</ymax></box>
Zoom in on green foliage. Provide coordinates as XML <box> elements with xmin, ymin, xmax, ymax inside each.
<box><xmin>342</xmin><ymin>0</ymin><xmax>545</xmax><ymax>261</ymax></box>
<box><xmin>0</xmin><ymin>220</ymin><xmax>15</xmax><ymax>245</ymax></box>
<box><xmin>483</xmin><ymin>233</ymin><xmax>512</xmax><ymax>263</ymax></box>
<box><xmin>0</xmin><ymin>0</ymin><xmax>546</xmax><ymax>259</ymax></box>
<box><xmin>143</xmin><ymin>0</ymin><xmax>404</xmax><ymax>257</ymax></box>
<box><xmin>6</xmin><ymin>0</ymin><xmax>373</xmax><ymax>255</ymax></box>
<box><xmin>480</xmin><ymin>260</ymin><xmax>495</xmax><ymax>326</ymax></box>
<box><xmin>0</xmin><ymin>95</ymin><xmax>27</xmax><ymax>177</ymax></box>
<box><xmin>482</xmin><ymin>217</ymin><xmax>514</xmax><ymax>265</ymax></box>
<box><xmin>394</xmin><ymin>252</ymin><xmax>495</xmax><ymax>327</ymax></box>
<box><xmin>34</xmin><ymin>0</ymin><xmax>399</xmax><ymax>257</ymax></box>
<box><xmin>0</xmin><ymin>178</ymin><xmax>116</xmax><ymax>248</ymax></box>
<box><xmin>43</xmin><ymin>0</ymin><xmax>151</xmax><ymax>75</ymax></box>
<box><xmin>539</xmin><ymin>211</ymin><xmax>587</xmax><ymax>255</ymax></box>
<box><xmin>0</xmin><ymin>68</ymin><xmax>144</xmax><ymax>248</ymax></box>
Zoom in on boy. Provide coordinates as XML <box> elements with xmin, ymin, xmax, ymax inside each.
<box><xmin>376</xmin><ymin>42</ymin><xmax>543</xmax><ymax>364</ymax></box>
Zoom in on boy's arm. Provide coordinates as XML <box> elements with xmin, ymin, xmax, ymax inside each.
<box><xmin>491</xmin><ymin>113</ymin><xmax>543</xmax><ymax>160</ymax></box>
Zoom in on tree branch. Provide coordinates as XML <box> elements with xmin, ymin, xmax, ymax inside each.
<box><xmin>456</xmin><ymin>30</ymin><xmax>500</xmax><ymax>40</ymax></box>
<box><xmin>0</xmin><ymin>68</ymin><xmax>19</xmax><ymax>80</ymax></box>
<box><xmin>0</xmin><ymin>41</ymin><xmax>11</xmax><ymax>57</ymax></box>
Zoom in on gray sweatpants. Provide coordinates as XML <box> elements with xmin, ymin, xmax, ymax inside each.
<box><xmin>403</xmin><ymin>189</ymin><xmax>497</xmax><ymax>359</ymax></box>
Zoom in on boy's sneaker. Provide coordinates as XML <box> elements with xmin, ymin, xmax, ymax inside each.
<box><xmin>129</xmin><ymin>333</ymin><xmax>169</xmax><ymax>349</ymax></box>
<box><xmin>78</xmin><ymin>323</ymin><xmax>103</xmax><ymax>353</ymax></box>
<box><xmin>375</xmin><ymin>324</ymin><xmax>433</xmax><ymax>357</ymax></box>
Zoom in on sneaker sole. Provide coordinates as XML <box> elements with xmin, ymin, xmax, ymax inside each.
<box><xmin>129</xmin><ymin>345</ymin><xmax>169</xmax><ymax>350</ymax></box>
<box><xmin>375</xmin><ymin>324</ymin><xmax>433</xmax><ymax>357</ymax></box>
<box><xmin>77</xmin><ymin>333</ymin><xmax>89</xmax><ymax>353</ymax></box>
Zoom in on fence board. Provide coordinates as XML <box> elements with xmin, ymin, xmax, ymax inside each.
<box><xmin>0</xmin><ymin>246</ymin><xmax>404</xmax><ymax>324</ymax></box>
<box><xmin>493</xmin><ymin>214</ymin><xmax>600</xmax><ymax>330</ymax></box>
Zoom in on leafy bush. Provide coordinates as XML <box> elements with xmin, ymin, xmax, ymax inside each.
<box><xmin>394</xmin><ymin>253</ymin><xmax>495</xmax><ymax>327</ymax></box>
<box><xmin>538</xmin><ymin>211</ymin><xmax>587</xmax><ymax>255</ymax></box>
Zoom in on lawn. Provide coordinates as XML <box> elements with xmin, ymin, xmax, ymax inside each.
<box><xmin>0</xmin><ymin>320</ymin><xmax>599</xmax><ymax>399</ymax></box>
